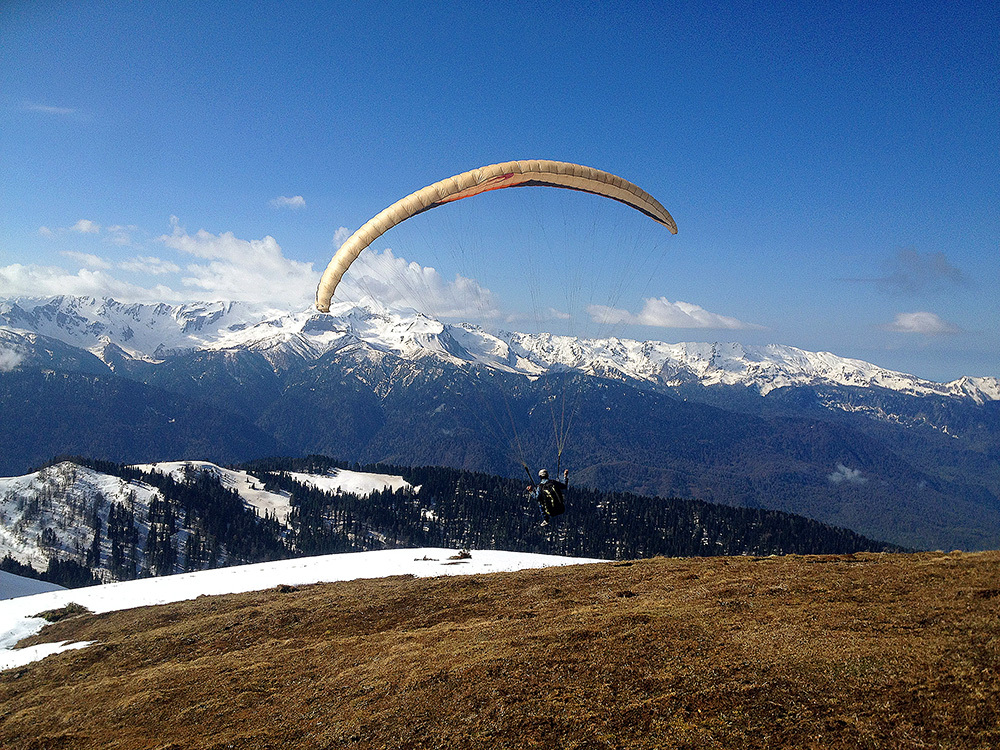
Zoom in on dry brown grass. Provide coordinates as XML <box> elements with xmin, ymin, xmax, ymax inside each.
<box><xmin>2</xmin><ymin>551</ymin><xmax>999</xmax><ymax>749</ymax></box>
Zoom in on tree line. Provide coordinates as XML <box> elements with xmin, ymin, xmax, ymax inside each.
<box><xmin>5</xmin><ymin>454</ymin><xmax>900</xmax><ymax>588</ymax></box>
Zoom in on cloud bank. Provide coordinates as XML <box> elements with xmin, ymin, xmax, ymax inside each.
<box><xmin>7</xmin><ymin>218</ymin><xmax>503</xmax><ymax>317</ymax></box>
<box><xmin>6</xmin><ymin>218</ymin><xmax>766</xmax><ymax>332</ymax></box>
<box><xmin>3</xmin><ymin>219</ymin><xmax>319</xmax><ymax>307</ymax></box>
<box><xmin>336</xmin><ymin>248</ymin><xmax>501</xmax><ymax>320</ymax></box>
<box><xmin>0</xmin><ymin>263</ymin><xmax>179</xmax><ymax>302</ymax></box>
<box><xmin>159</xmin><ymin>219</ymin><xmax>316</xmax><ymax>306</ymax></box>
<box><xmin>588</xmin><ymin>297</ymin><xmax>762</xmax><ymax>330</ymax></box>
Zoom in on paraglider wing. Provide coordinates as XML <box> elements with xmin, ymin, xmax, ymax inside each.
<box><xmin>315</xmin><ymin>159</ymin><xmax>677</xmax><ymax>312</ymax></box>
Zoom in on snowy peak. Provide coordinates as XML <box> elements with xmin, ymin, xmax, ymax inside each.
<box><xmin>502</xmin><ymin>333</ymin><xmax>1000</xmax><ymax>402</ymax></box>
<box><xmin>0</xmin><ymin>296</ymin><xmax>282</xmax><ymax>362</ymax></box>
<box><xmin>0</xmin><ymin>326</ymin><xmax>110</xmax><ymax>374</ymax></box>
<box><xmin>1</xmin><ymin>295</ymin><xmax>997</xmax><ymax>402</ymax></box>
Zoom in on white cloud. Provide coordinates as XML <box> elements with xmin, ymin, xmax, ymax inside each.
<box><xmin>270</xmin><ymin>195</ymin><xmax>306</xmax><ymax>209</ymax></box>
<box><xmin>119</xmin><ymin>256</ymin><xmax>181</xmax><ymax>275</ymax></box>
<box><xmin>0</xmin><ymin>263</ymin><xmax>182</xmax><ymax>302</ymax></box>
<box><xmin>881</xmin><ymin>311</ymin><xmax>962</xmax><ymax>335</ymax></box>
<box><xmin>7</xmin><ymin>218</ymin><xmax>505</xmax><ymax>314</ymax></box>
<box><xmin>38</xmin><ymin>219</ymin><xmax>102</xmax><ymax>235</ymax></box>
<box><xmin>60</xmin><ymin>251</ymin><xmax>112</xmax><ymax>270</ymax></box>
<box><xmin>39</xmin><ymin>220</ymin><xmax>138</xmax><ymax>245</ymax></box>
<box><xmin>70</xmin><ymin>219</ymin><xmax>101</xmax><ymax>234</ymax></box>
<box><xmin>336</xmin><ymin>248</ymin><xmax>501</xmax><ymax>320</ymax></box>
<box><xmin>106</xmin><ymin>225</ymin><xmax>138</xmax><ymax>246</ymax></box>
<box><xmin>7</xmin><ymin>214</ymin><xmax>326</xmax><ymax>307</ymax></box>
<box><xmin>159</xmin><ymin>220</ymin><xmax>317</xmax><ymax>306</ymax></box>
<box><xmin>333</xmin><ymin>226</ymin><xmax>352</xmax><ymax>248</ymax></box>
<box><xmin>4</xmin><ymin>219</ymin><xmax>319</xmax><ymax>307</ymax></box>
<box><xmin>545</xmin><ymin>307</ymin><xmax>572</xmax><ymax>321</ymax></box>
<box><xmin>587</xmin><ymin>305</ymin><xmax>633</xmax><ymax>326</ymax></box>
<box><xmin>588</xmin><ymin>297</ymin><xmax>762</xmax><ymax>330</ymax></box>
<box><xmin>501</xmin><ymin>307</ymin><xmax>572</xmax><ymax>324</ymax></box>
<box><xmin>59</xmin><ymin>250</ymin><xmax>111</xmax><ymax>271</ymax></box>
<box><xmin>0</xmin><ymin>348</ymin><xmax>24</xmax><ymax>372</ymax></box>
<box><xmin>828</xmin><ymin>464</ymin><xmax>867</xmax><ymax>485</ymax></box>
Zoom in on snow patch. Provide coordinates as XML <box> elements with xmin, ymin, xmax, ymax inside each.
<box><xmin>289</xmin><ymin>468</ymin><xmax>415</xmax><ymax>497</ymax></box>
<box><xmin>0</xmin><ymin>547</ymin><xmax>602</xmax><ymax>670</ymax></box>
<box><xmin>135</xmin><ymin>460</ymin><xmax>294</xmax><ymax>525</ymax></box>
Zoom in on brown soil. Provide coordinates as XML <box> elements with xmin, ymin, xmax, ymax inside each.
<box><xmin>2</xmin><ymin>551</ymin><xmax>999</xmax><ymax>749</ymax></box>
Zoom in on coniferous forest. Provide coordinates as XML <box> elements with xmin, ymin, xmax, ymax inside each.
<box><xmin>3</xmin><ymin>454</ymin><xmax>900</xmax><ymax>589</ymax></box>
<box><xmin>243</xmin><ymin>456</ymin><xmax>900</xmax><ymax>560</ymax></box>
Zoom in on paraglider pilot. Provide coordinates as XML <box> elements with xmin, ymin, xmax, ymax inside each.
<box><xmin>528</xmin><ymin>468</ymin><xmax>568</xmax><ymax>526</ymax></box>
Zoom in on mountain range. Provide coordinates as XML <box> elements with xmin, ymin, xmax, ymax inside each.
<box><xmin>2</xmin><ymin>295</ymin><xmax>999</xmax><ymax>551</ymax></box>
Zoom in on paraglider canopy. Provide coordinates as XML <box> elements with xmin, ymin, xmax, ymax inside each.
<box><xmin>315</xmin><ymin>159</ymin><xmax>676</xmax><ymax>312</ymax></box>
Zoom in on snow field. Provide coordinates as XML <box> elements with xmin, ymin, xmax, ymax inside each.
<box><xmin>0</xmin><ymin>547</ymin><xmax>603</xmax><ymax>671</ymax></box>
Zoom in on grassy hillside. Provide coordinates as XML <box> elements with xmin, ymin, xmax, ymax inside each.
<box><xmin>4</xmin><ymin>550</ymin><xmax>1000</xmax><ymax>749</ymax></box>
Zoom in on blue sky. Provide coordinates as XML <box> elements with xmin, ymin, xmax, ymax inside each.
<box><xmin>1</xmin><ymin>0</ymin><xmax>996</xmax><ymax>382</ymax></box>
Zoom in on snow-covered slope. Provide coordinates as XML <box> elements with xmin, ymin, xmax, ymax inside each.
<box><xmin>0</xmin><ymin>547</ymin><xmax>602</xmax><ymax>670</ymax></box>
<box><xmin>133</xmin><ymin>461</ymin><xmax>296</xmax><ymax>525</ymax></box>
<box><xmin>0</xmin><ymin>461</ymin><xmax>422</xmax><ymax>577</ymax></box>
<box><xmin>133</xmin><ymin>461</ymin><xmax>416</xmax><ymax>525</ymax></box>
<box><xmin>0</xmin><ymin>296</ymin><xmax>283</xmax><ymax>362</ymax></box>
<box><xmin>2</xmin><ymin>295</ymin><xmax>998</xmax><ymax>401</ymax></box>
<box><xmin>288</xmin><ymin>468</ymin><xmax>415</xmax><ymax>496</ymax></box>
<box><xmin>0</xmin><ymin>462</ymin><xmax>164</xmax><ymax>575</ymax></box>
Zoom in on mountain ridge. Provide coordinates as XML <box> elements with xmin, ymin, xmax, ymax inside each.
<box><xmin>3</xmin><ymin>295</ymin><xmax>997</xmax><ymax>402</ymax></box>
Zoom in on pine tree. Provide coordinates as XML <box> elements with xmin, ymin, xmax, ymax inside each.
<box><xmin>86</xmin><ymin>507</ymin><xmax>102</xmax><ymax>568</ymax></box>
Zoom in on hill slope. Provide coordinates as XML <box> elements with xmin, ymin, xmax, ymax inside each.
<box><xmin>3</xmin><ymin>550</ymin><xmax>999</xmax><ymax>749</ymax></box>
<box><xmin>0</xmin><ymin>457</ymin><xmax>896</xmax><ymax>589</ymax></box>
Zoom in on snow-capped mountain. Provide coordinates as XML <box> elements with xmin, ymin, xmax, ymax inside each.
<box><xmin>0</xmin><ymin>296</ymin><xmax>284</xmax><ymax>363</ymax></box>
<box><xmin>3</xmin><ymin>295</ymin><xmax>1000</xmax><ymax>552</ymax></box>
<box><xmin>2</xmin><ymin>295</ymin><xmax>996</xmax><ymax>402</ymax></box>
